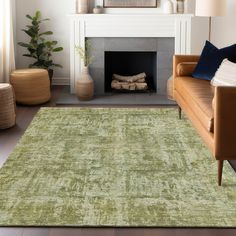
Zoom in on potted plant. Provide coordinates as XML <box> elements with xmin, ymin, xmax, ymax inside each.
<box><xmin>75</xmin><ymin>40</ymin><xmax>94</xmax><ymax>101</ymax></box>
<box><xmin>18</xmin><ymin>11</ymin><xmax>63</xmax><ymax>84</ymax></box>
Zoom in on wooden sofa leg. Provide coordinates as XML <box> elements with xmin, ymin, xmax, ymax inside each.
<box><xmin>178</xmin><ymin>106</ymin><xmax>182</xmax><ymax>120</ymax></box>
<box><xmin>218</xmin><ymin>160</ymin><xmax>224</xmax><ymax>186</ymax></box>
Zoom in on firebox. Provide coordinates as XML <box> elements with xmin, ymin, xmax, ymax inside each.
<box><xmin>105</xmin><ymin>51</ymin><xmax>157</xmax><ymax>93</ymax></box>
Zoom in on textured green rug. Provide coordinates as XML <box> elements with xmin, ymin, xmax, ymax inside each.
<box><xmin>0</xmin><ymin>108</ymin><xmax>236</xmax><ymax>227</ymax></box>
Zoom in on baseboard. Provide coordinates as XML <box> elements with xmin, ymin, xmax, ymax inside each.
<box><xmin>52</xmin><ymin>77</ymin><xmax>70</xmax><ymax>86</ymax></box>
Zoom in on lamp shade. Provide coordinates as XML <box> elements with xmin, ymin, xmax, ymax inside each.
<box><xmin>195</xmin><ymin>0</ymin><xmax>227</xmax><ymax>17</ymax></box>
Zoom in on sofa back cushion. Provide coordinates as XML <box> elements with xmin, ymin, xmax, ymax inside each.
<box><xmin>211</xmin><ymin>59</ymin><xmax>236</xmax><ymax>87</ymax></box>
<box><xmin>192</xmin><ymin>41</ymin><xmax>236</xmax><ymax>81</ymax></box>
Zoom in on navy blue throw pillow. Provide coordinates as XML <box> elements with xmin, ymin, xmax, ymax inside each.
<box><xmin>192</xmin><ymin>41</ymin><xmax>236</xmax><ymax>81</ymax></box>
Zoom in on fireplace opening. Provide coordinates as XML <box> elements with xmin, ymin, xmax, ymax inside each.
<box><xmin>105</xmin><ymin>51</ymin><xmax>157</xmax><ymax>93</ymax></box>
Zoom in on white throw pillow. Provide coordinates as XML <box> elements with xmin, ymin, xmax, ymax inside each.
<box><xmin>211</xmin><ymin>59</ymin><xmax>236</xmax><ymax>87</ymax></box>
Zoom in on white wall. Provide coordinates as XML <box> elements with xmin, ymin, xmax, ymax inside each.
<box><xmin>15</xmin><ymin>0</ymin><xmax>75</xmax><ymax>83</ymax></box>
<box><xmin>189</xmin><ymin>0</ymin><xmax>236</xmax><ymax>52</ymax></box>
<box><xmin>15</xmin><ymin>0</ymin><xmax>236</xmax><ymax>84</ymax></box>
<box><xmin>14</xmin><ymin>0</ymin><xmax>196</xmax><ymax>84</ymax></box>
<box><xmin>211</xmin><ymin>0</ymin><xmax>236</xmax><ymax>48</ymax></box>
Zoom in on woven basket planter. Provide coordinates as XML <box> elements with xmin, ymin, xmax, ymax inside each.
<box><xmin>0</xmin><ymin>84</ymin><xmax>16</xmax><ymax>129</ymax></box>
<box><xmin>10</xmin><ymin>69</ymin><xmax>51</xmax><ymax>105</ymax></box>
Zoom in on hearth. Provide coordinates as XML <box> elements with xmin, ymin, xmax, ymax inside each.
<box><xmin>105</xmin><ymin>51</ymin><xmax>157</xmax><ymax>93</ymax></box>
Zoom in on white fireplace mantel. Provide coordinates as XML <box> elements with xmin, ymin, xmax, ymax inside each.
<box><xmin>69</xmin><ymin>14</ymin><xmax>193</xmax><ymax>93</ymax></box>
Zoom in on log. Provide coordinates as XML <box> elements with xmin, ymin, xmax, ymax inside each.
<box><xmin>112</xmin><ymin>73</ymin><xmax>146</xmax><ymax>83</ymax></box>
<box><xmin>111</xmin><ymin>79</ymin><xmax>145</xmax><ymax>84</ymax></box>
<box><xmin>129</xmin><ymin>84</ymin><xmax>136</xmax><ymax>91</ymax></box>
<box><xmin>122</xmin><ymin>84</ymin><xmax>130</xmax><ymax>90</ymax></box>
<box><xmin>136</xmin><ymin>78</ymin><xmax>146</xmax><ymax>83</ymax></box>
<box><xmin>136</xmin><ymin>83</ymin><xmax>148</xmax><ymax>90</ymax></box>
<box><xmin>112</xmin><ymin>78</ymin><xmax>146</xmax><ymax>83</ymax></box>
<box><xmin>111</xmin><ymin>80</ymin><xmax>148</xmax><ymax>91</ymax></box>
<box><xmin>111</xmin><ymin>80</ymin><xmax>122</xmax><ymax>90</ymax></box>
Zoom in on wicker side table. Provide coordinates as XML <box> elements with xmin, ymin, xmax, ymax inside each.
<box><xmin>10</xmin><ymin>69</ymin><xmax>51</xmax><ymax>105</ymax></box>
<box><xmin>0</xmin><ymin>84</ymin><xmax>16</xmax><ymax>129</ymax></box>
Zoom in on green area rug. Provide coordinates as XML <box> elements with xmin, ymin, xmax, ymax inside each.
<box><xmin>0</xmin><ymin>108</ymin><xmax>236</xmax><ymax>227</ymax></box>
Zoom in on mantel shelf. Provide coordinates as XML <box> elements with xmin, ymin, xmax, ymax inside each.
<box><xmin>68</xmin><ymin>13</ymin><xmax>194</xmax><ymax>18</ymax></box>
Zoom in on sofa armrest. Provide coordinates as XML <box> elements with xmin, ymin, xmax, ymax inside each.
<box><xmin>214</xmin><ymin>86</ymin><xmax>236</xmax><ymax>160</ymax></box>
<box><xmin>173</xmin><ymin>55</ymin><xmax>200</xmax><ymax>78</ymax></box>
<box><xmin>173</xmin><ymin>55</ymin><xmax>200</xmax><ymax>92</ymax></box>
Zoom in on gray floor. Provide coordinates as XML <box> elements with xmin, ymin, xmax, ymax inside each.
<box><xmin>56</xmin><ymin>87</ymin><xmax>176</xmax><ymax>106</ymax></box>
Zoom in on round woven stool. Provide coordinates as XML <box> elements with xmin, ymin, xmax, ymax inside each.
<box><xmin>0</xmin><ymin>84</ymin><xmax>16</xmax><ymax>129</ymax></box>
<box><xmin>10</xmin><ymin>69</ymin><xmax>51</xmax><ymax>105</ymax></box>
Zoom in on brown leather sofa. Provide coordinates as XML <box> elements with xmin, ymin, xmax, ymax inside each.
<box><xmin>173</xmin><ymin>55</ymin><xmax>236</xmax><ymax>186</ymax></box>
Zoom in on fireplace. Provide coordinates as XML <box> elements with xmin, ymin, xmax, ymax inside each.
<box><xmin>69</xmin><ymin>14</ymin><xmax>196</xmax><ymax>94</ymax></box>
<box><xmin>87</xmin><ymin>37</ymin><xmax>174</xmax><ymax>95</ymax></box>
<box><xmin>105</xmin><ymin>51</ymin><xmax>157</xmax><ymax>93</ymax></box>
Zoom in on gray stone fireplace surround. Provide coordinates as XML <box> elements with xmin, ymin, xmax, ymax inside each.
<box><xmin>88</xmin><ymin>37</ymin><xmax>174</xmax><ymax>95</ymax></box>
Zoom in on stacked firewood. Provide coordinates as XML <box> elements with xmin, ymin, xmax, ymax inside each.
<box><xmin>111</xmin><ymin>72</ymin><xmax>148</xmax><ymax>91</ymax></box>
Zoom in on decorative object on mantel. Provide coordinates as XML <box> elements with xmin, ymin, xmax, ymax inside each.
<box><xmin>78</xmin><ymin>0</ymin><xmax>88</xmax><ymax>14</ymax></box>
<box><xmin>195</xmin><ymin>0</ymin><xmax>227</xmax><ymax>41</ymax></box>
<box><xmin>103</xmin><ymin>0</ymin><xmax>158</xmax><ymax>8</ymax></box>
<box><xmin>177</xmin><ymin>0</ymin><xmax>184</xmax><ymax>14</ymax></box>
<box><xmin>111</xmin><ymin>73</ymin><xmax>148</xmax><ymax>91</ymax></box>
<box><xmin>93</xmin><ymin>5</ymin><xmax>103</xmax><ymax>14</ymax></box>
<box><xmin>75</xmin><ymin>40</ymin><xmax>94</xmax><ymax>101</ymax></box>
<box><xmin>171</xmin><ymin>0</ymin><xmax>177</xmax><ymax>13</ymax></box>
<box><xmin>184</xmin><ymin>0</ymin><xmax>194</xmax><ymax>14</ymax></box>
<box><xmin>163</xmin><ymin>0</ymin><xmax>174</xmax><ymax>14</ymax></box>
<box><xmin>18</xmin><ymin>11</ymin><xmax>63</xmax><ymax>84</ymax></box>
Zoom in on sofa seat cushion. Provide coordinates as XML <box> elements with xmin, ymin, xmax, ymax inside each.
<box><xmin>175</xmin><ymin>76</ymin><xmax>214</xmax><ymax>132</ymax></box>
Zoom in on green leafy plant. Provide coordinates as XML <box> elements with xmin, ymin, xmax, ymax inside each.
<box><xmin>75</xmin><ymin>39</ymin><xmax>93</xmax><ymax>67</ymax></box>
<box><xmin>18</xmin><ymin>11</ymin><xmax>63</xmax><ymax>71</ymax></box>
